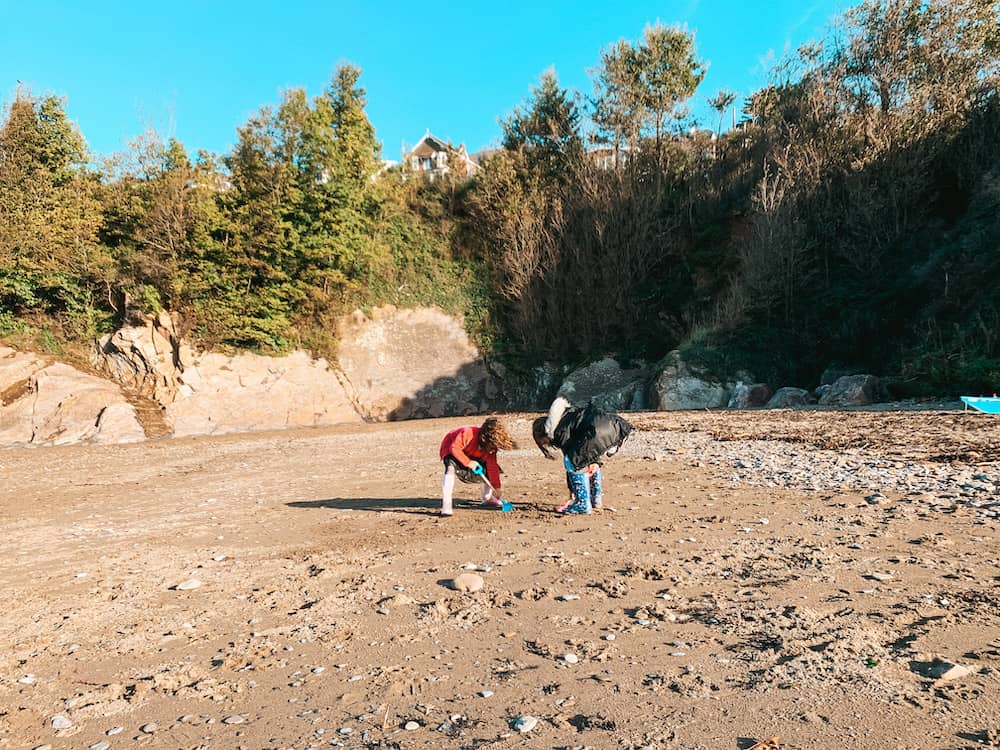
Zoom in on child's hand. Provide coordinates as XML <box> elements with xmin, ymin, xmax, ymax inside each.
<box><xmin>468</xmin><ymin>460</ymin><xmax>482</xmax><ymax>475</ymax></box>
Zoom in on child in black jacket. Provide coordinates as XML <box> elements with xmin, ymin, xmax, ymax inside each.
<box><xmin>531</xmin><ymin>397</ymin><xmax>633</xmax><ymax>514</ymax></box>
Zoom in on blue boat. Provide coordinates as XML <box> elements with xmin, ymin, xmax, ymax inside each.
<box><xmin>961</xmin><ymin>396</ymin><xmax>1000</xmax><ymax>414</ymax></box>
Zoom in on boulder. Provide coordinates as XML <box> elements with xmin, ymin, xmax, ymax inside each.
<box><xmin>647</xmin><ymin>350</ymin><xmax>732</xmax><ymax>410</ymax></box>
<box><xmin>727</xmin><ymin>382</ymin><xmax>773</xmax><ymax>409</ymax></box>
<box><xmin>556</xmin><ymin>357</ymin><xmax>647</xmax><ymax>411</ymax></box>
<box><xmin>765</xmin><ymin>387</ymin><xmax>817</xmax><ymax>409</ymax></box>
<box><xmin>820</xmin><ymin>364</ymin><xmax>865</xmax><ymax>386</ymax></box>
<box><xmin>337</xmin><ymin>305</ymin><xmax>499</xmax><ymax>421</ymax></box>
<box><xmin>818</xmin><ymin>374</ymin><xmax>885</xmax><ymax>407</ymax></box>
<box><xmin>0</xmin><ymin>352</ymin><xmax>144</xmax><ymax>446</ymax></box>
<box><xmin>167</xmin><ymin>350</ymin><xmax>361</xmax><ymax>437</ymax></box>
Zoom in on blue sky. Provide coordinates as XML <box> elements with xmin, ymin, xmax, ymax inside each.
<box><xmin>2</xmin><ymin>1</ymin><xmax>848</xmax><ymax>161</ymax></box>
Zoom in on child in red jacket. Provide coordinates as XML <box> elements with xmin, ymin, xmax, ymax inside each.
<box><xmin>439</xmin><ymin>417</ymin><xmax>517</xmax><ymax>516</ymax></box>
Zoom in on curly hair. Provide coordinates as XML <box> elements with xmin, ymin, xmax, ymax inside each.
<box><xmin>478</xmin><ymin>417</ymin><xmax>517</xmax><ymax>452</ymax></box>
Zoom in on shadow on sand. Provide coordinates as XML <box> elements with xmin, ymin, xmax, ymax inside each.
<box><xmin>287</xmin><ymin>497</ymin><xmax>501</xmax><ymax>515</ymax></box>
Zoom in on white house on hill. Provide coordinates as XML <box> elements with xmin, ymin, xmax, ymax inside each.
<box><xmin>404</xmin><ymin>131</ymin><xmax>479</xmax><ymax>180</ymax></box>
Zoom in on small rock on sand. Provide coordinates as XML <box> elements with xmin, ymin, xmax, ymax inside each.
<box><xmin>513</xmin><ymin>715</ymin><xmax>538</xmax><ymax>733</ymax></box>
<box><xmin>50</xmin><ymin>715</ymin><xmax>71</xmax><ymax>730</ymax></box>
<box><xmin>174</xmin><ymin>578</ymin><xmax>202</xmax><ymax>591</ymax></box>
<box><xmin>404</xmin><ymin>720</ymin><xmax>420</xmax><ymax>730</ymax></box>
<box><xmin>140</xmin><ymin>722</ymin><xmax>157</xmax><ymax>734</ymax></box>
<box><xmin>450</xmin><ymin>573</ymin><xmax>484</xmax><ymax>593</ymax></box>
<box><xmin>917</xmin><ymin>658</ymin><xmax>972</xmax><ymax>681</ymax></box>
<box><xmin>223</xmin><ymin>715</ymin><xmax>245</xmax><ymax>724</ymax></box>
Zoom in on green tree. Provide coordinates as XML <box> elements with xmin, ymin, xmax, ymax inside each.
<box><xmin>838</xmin><ymin>0</ymin><xmax>1000</xmax><ymax>133</ymax></box>
<box><xmin>0</xmin><ymin>90</ymin><xmax>110</xmax><ymax>336</ymax></box>
<box><xmin>708</xmin><ymin>89</ymin><xmax>738</xmax><ymax>136</ymax></box>
<box><xmin>592</xmin><ymin>23</ymin><xmax>706</xmax><ymax>162</ymax></box>
<box><xmin>502</xmin><ymin>68</ymin><xmax>584</xmax><ymax>178</ymax></box>
<box><xmin>327</xmin><ymin>63</ymin><xmax>381</xmax><ymax>184</ymax></box>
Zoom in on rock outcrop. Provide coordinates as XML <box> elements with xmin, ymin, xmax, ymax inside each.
<box><xmin>336</xmin><ymin>306</ymin><xmax>498</xmax><ymax>421</ymax></box>
<box><xmin>0</xmin><ymin>347</ymin><xmax>144</xmax><ymax>446</ymax></box>
<box><xmin>10</xmin><ymin>302</ymin><xmax>573</xmax><ymax>445</ymax></box>
<box><xmin>647</xmin><ymin>350</ymin><xmax>733</xmax><ymax>410</ymax></box>
<box><xmin>166</xmin><ymin>350</ymin><xmax>362</xmax><ymax>436</ymax></box>
<box><xmin>92</xmin><ymin>314</ymin><xmax>363</xmax><ymax>436</ymax></box>
<box><xmin>92</xmin><ymin>310</ymin><xmax>184</xmax><ymax>405</ymax></box>
<box><xmin>556</xmin><ymin>357</ymin><xmax>647</xmax><ymax>411</ymax></box>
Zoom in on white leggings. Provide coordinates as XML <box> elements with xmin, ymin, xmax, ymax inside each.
<box><xmin>441</xmin><ymin>463</ymin><xmax>493</xmax><ymax>514</ymax></box>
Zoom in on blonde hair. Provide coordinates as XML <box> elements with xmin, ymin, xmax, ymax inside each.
<box><xmin>478</xmin><ymin>417</ymin><xmax>517</xmax><ymax>452</ymax></box>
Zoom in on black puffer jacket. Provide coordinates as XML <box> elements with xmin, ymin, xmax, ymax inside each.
<box><xmin>552</xmin><ymin>403</ymin><xmax>633</xmax><ymax>469</ymax></box>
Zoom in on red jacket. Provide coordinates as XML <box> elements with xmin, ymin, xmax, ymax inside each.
<box><xmin>439</xmin><ymin>426</ymin><xmax>501</xmax><ymax>489</ymax></box>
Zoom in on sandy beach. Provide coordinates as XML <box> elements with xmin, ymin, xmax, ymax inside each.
<box><xmin>1</xmin><ymin>410</ymin><xmax>997</xmax><ymax>750</ymax></box>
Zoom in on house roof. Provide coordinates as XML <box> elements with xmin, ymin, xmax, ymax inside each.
<box><xmin>408</xmin><ymin>131</ymin><xmax>450</xmax><ymax>158</ymax></box>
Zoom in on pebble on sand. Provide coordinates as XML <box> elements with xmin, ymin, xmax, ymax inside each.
<box><xmin>918</xmin><ymin>658</ymin><xmax>973</xmax><ymax>681</ymax></box>
<box><xmin>106</xmin><ymin>726</ymin><xmax>124</xmax><ymax>735</ymax></box>
<box><xmin>223</xmin><ymin>715</ymin><xmax>245</xmax><ymax>724</ymax></box>
<box><xmin>140</xmin><ymin>722</ymin><xmax>158</xmax><ymax>734</ymax></box>
<box><xmin>513</xmin><ymin>716</ymin><xmax>538</xmax><ymax>733</ymax></box>
<box><xmin>174</xmin><ymin>578</ymin><xmax>202</xmax><ymax>591</ymax></box>
<box><xmin>404</xmin><ymin>721</ymin><xmax>421</xmax><ymax>731</ymax></box>
<box><xmin>479</xmin><ymin>690</ymin><xmax>494</xmax><ymax>698</ymax></box>
<box><xmin>89</xmin><ymin>741</ymin><xmax>110</xmax><ymax>750</ymax></box>
<box><xmin>450</xmin><ymin>573</ymin><xmax>484</xmax><ymax>593</ymax></box>
<box><xmin>562</xmin><ymin>653</ymin><xmax>579</xmax><ymax>664</ymax></box>
<box><xmin>50</xmin><ymin>715</ymin><xmax>72</xmax><ymax>730</ymax></box>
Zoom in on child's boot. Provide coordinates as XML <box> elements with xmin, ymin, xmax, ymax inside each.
<box><xmin>590</xmin><ymin>467</ymin><xmax>604</xmax><ymax>511</ymax></box>
<box><xmin>441</xmin><ymin>470</ymin><xmax>456</xmax><ymax>516</ymax></box>
<box><xmin>559</xmin><ymin>470</ymin><xmax>593</xmax><ymax>514</ymax></box>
